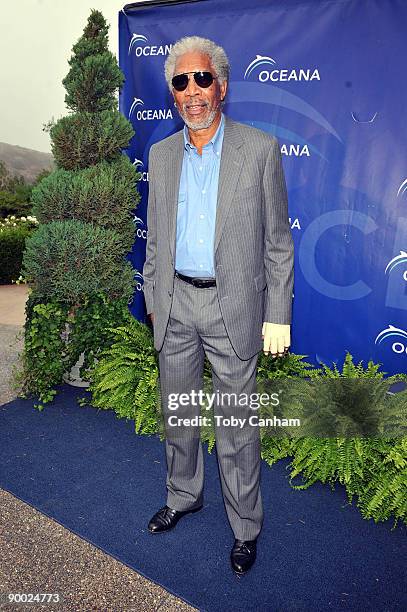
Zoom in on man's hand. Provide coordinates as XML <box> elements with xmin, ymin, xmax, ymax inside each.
<box><xmin>262</xmin><ymin>322</ymin><xmax>290</xmax><ymax>357</ymax></box>
<box><xmin>149</xmin><ymin>312</ymin><xmax>154</xmax><ymax>325</ymax></box>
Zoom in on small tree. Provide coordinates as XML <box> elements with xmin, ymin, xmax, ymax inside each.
<box><xmin>16</xmin><ymin>9</ymin><xmax>140</xmax><ymax>408</ymax></box>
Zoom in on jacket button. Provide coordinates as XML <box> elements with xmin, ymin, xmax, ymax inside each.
<box><xmin>168</xmin><ymin>291</ymin><xmax>172</xmax><ymax>296</ymax></box>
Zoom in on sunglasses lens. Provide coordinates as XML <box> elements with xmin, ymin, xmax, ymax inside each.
<box><xmin>172</xmin><ymin>74</ymin><xmax>189</xmax><ymax>91</ymax></box>
<box><xmin>194</xmin><ymin>71</ymin><xmax>214</xmax><ymax>88</ymax></box>
<box><xmin>172</xmin><ymin>72</ymin><xmax>215</xmax><ymax>91</ymax></box>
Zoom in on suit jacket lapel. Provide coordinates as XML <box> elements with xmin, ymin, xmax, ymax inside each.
<box><xmin>166</xmin><ymin>131</ymin><xmax>183</xmax><ymax>261</ymax></box>
<box><xmin>214</xmin><ymin>116</ymin><xmax>244</xmax><ymax>254</ymax></box>
<box><xmin>166</xmin><ymin>114</ymin><xmax>245</xmax><ymax>262</ymax></box>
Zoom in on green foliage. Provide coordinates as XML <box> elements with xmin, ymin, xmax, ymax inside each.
<box><xmin>31</xmin><ymin>156</ymin><xmax>140</xmax><ymax>253</ymax></box>
<box><xmin>14</xmin><ymin>290</ymin><xmax>133</xmax><ymax>410</ymax></box>
<box><xmin>317</xmin><ymin>351</ymin><xmax>391</xmax><ymax>379</ymax></box>
<box><xmin>261</xmin><ymin>436</ymin><xmax>296</xmax><ymax>466</ymax></box>
<box><xmin>356</xmin><ymin>438</ymin><xmax>407</xmax><ymax>527</ymax></box>
<box><xmin>18</xmin><ymin>9</ymin><xmax>139</xmax><ymax>409</ymax></box>
<box><xmin>84</xmin><ymin>316</ymin><xmax>160</xmax><ymax>435</ymax></box>
<box><xmin>13</xmin><ymin>296</ymin><xmax>71</xmax><ymax>409</ymax></box>
<box><xmin>65</xmin><ymin>293</ymin><xmax>134</xmax><ymax>375</ymax></box>
<box><xmin>0</xmin><ymin>161</ymin><xmax>33</xmax><ymax>218</ymax></box>
<box><xmin>0</xmin><ymin>216</ymin><xmax>37</xmax><ymax>283</ymax></box>
<box><xmin>257</xmin><ymin>350</ymin><xmax>320</xmax><ymax>379</ymax></box>
<box><xmin>49</xmin><ymin>110</ymin><xmax>134</xmax><ymax>171</ymax></box>
<box><xmin>281</xmin><ymin>353</ymin><xmax>407</xmax><ymax>527</ymax></box>
<box><xmin>63</xmin><ymin>11</ymin><xmax>123</xmax><ymax>113</ymax></box>
<box><xmin>21</xmin><ymin>220</ymin><xmax>136</xmax><ymax>304</ymax></box>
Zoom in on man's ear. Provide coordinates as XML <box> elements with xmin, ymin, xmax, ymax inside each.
<box><xmin>220</xmin><ymin>79</ymin><xmax>228</xmax><ymax>101</ymax></box>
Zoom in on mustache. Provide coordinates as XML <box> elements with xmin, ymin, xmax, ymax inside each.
<box><xmin>183</xmin><ymin>101</ymin><xmax>208</xmax><ymax>109</ymax></box>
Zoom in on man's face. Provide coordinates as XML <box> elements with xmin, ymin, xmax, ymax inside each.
<box><xmin>172</xmin><ymin>51</ymin><xmax>228</xmax><ymax>131</ymax></box>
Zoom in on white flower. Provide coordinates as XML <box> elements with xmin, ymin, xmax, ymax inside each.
<box><xmin>20</xmin><ymin>216</ymin><xmax>27</xmax><ymax>221</ymax></box>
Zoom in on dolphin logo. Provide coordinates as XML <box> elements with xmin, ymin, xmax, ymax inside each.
<box><xmin>375</xmin><ymin>324</ymin><xmax>407</xmax><ymax>345</ymax></box>
<box><xmin>128</xmin><ymin>33</ymin><xmax>148</xmax><ymax>55</ymax></box>
<box><xmin>244</xmin><ymin>55</ymin><xmax>276</xmax><ymax>79</ymax></box>
<box><xmin>133</xmin><ymin>215</ymin><xmax>144</xmax><ymax>226</ymax></box>
<box><xmin>385</xmin><ymin>251</ymin><xmax>407</xmax><ymax>274</ymax></box>
<box><xmin>397</xmin><ymin>178</ymin><xmax>407</xmax><ymax>198</ymax></box>
<box><xmin>129</xmin><ymin>97</ymin><xmax>144</xmax><ymax>118</ymax></box>
<box><xmin>133</xmin><ymin>158</ymin><xmax>144</xmax><ymax>167</ymax></box>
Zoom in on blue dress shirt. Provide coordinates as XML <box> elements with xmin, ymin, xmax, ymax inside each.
<box><xmin>175</xmin><ymin>113</ymin><xmax>225</xmax><ymax>278</ymax></box>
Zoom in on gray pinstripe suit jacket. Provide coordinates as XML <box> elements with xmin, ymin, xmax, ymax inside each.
<box><xmin>142</xmin><ymin>114</ymin><xmax>294</xmax><ymax>360</ymax></box>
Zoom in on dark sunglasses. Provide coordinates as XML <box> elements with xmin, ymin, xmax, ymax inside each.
<box><xmin>171</xmin><ymin>71</ymin><xmax>217</xmax><ymax>92</ymax></box>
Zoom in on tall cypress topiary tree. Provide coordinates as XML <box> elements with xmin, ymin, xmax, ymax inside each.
<box><xmin>17</xmin><ymin>10</ymin><xmax>140</xmax><ymax>407</ymax></box>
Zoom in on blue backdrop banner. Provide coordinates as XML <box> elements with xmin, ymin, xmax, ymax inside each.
<box><xmin>118</xmin><ymin>0</ymin><xmax>407</xmax><ymax>375</ymax></box>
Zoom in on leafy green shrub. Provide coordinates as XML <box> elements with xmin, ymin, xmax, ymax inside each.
<box><xmin>49</xmin><ymin>110</ymin><xmax>134</xmax><ymax>171</ymax></box>
<box><xmin>16</xmin><ymin>10</ymin><xmax>139</xmax><ymax>408</ymax></box>
<box><xmin>62</xmin><ymin>9</ymin><xmax>124</xmax><ymax>113</ymax></box>
<box><xmin>31</xmin><ymin>156</ymin><xmax>139</xmax><ymax>253</ymax></box>
<box><xmin>21</xmin><ymin>219</ymin><xmax>135</xmax><ymax>303</ymax></box>
<box><xmin>13</xmin><ymin>290</ymin><xmax>133</xmax><ymax>410</ymax></box>
<box><xmin>13</xmin><ymin>298</ymin><xmax>71</xmax><ymax>407</ymax></box>
<box><xmin>0</xmin><ymin>215</ymin><xmax>38</xmax><ymax>284</ymax></box>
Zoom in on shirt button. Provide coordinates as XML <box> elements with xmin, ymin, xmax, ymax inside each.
<box><xmin>199</xmin><ymin>239</ymin><xmax>204</xmax><ymax>244</ymax></box>
<box><xmin>200</xmin><ymin>214</ymin><xmax>205</xmax><ymax>219</ymax></box>
<box><xmin>202</xmin><ymin>189</ymin><xmax>206</xmax><ymax>194</ymax></box>
<box><xmin>199</xmin><ymin>264</ymin><xmax>203</xmax><ymax>268</ymax></box>
<box><xmin>199</xmin><ymin>166</ymin><xmax>202</xmax><ymax>171</ymax></box>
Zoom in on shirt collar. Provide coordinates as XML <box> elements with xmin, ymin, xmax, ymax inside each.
<box><xmin>183</xmin><ymin>112</ymin><xmax>225</xmax><ymax>155</ymax></box>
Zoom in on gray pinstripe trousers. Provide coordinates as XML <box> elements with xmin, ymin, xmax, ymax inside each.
<box><xmin>157</xmin><ymin>273</ymin><xmax>264</xmax><ymax>541</ymax></box>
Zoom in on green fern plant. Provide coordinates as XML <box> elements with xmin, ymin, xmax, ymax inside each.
<box><xmin>286</xmin><ymin>352</ymin><xmax>407</xmax><ymax>527</ymax></box>
<box><xmin>83</xmin><ymin>315</ymin><xmax>159</xmax><ymax>434</ymax></box>
<box><xmin>356</xmin><ymin>437</ymin><xmax>407</xmax><ymax>528</ymax></box>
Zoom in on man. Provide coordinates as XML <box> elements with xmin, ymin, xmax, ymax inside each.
<box><xmin>142</xmin><ymin>35</ymin><xmax>294</xmax><ymax>575</ymax></box>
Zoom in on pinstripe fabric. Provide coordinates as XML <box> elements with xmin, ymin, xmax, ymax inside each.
<box><xmin>158</xmin><ymin>274</ymin><xmax>263</xmax><ymax>541</ymax></box>
<box><xmin>143</xmin><ymin>114</ymin><xmax>294</xmax><ymax>361</ymax></box>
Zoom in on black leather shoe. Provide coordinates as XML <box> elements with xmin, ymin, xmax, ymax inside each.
<box><xmin>148</xmin><ymin>504</ymin><xmax>203</xmax><ymax>533</ymax></box>
<box><xmin>230</xmin><ymin>538</ymin><xmax>257</xmax><ymax>574</ymax></box>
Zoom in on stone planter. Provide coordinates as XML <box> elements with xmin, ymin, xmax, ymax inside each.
<box><xmin>63</xmin><ymin>350</ymin><xmax>90</xmax><ymax>388</ymax></box>
<box><xmin>61</xmin><ymin>322</ymin><xmax>90</xmax><ymax>388</ymax></box>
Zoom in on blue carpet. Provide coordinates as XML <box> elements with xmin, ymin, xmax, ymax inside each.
<box><xmin>1</xmin><ymin>384</ymin><xmax>406</xmax><ymax>612</ymax></box>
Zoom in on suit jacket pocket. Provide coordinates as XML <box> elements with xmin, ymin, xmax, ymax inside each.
<box><xmin>254</xmin><ymin>270</ymin><xmax>266</xmax><ymax>292</ymax></box>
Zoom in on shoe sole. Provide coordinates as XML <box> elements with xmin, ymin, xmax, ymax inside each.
<box><xmin>231</xmin><ymin>563</ymin><xmax>255</xmax><ymax>575</ymax></box>
<box><xmin>147</xmin><ymin>505</ymin><xmax>203</xmax><ymax>534</ymax></box>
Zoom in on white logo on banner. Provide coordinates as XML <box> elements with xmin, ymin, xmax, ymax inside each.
<box><xmin>397</xmin><ymin>178</ymin><xmax>407</xmax><ymax>198</ymax></box>
<box><xmin>375</xmin><ymin>325</ymin><xmax>407</xmax><ymax>355</ymax></box>
<box><xmin>134</xmin><ymin>271</ymin><xmax>144</xmax><ymax>292</ymax></box>
<box><xmin>128</xmin><ymin>33</ymin><xmax>172</xmax><ymax>57</ymax></box>
<box><xmin>128</xmin><ymin>97</ymin><xmax>173</xmax><ymax>121</ymax></box>
<box><xmin>244</xmin><ymin>54</ymin><xmax>320</xmax><ymax>83</ymax></box>
<box><xmin>128</xmin><ymin>33</ymin><xmax>148</xmax><ymax>54</ymax></box>
<box><xmin>129</xmin><ymin>98</ymin><xmax>144</xmax><ymax>118</ymax></box>
<box><xmin>133</xmin><ymin>216</ymin><xmax>148</xmax><ymax>240</ymax></box>
<box><xmin>385</xmin><ymin>251</ymin><xmax>407</xmax><ymax>282</ymax></box>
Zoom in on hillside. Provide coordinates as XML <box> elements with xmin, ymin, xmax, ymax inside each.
<box><xmin>0</xmin><ymin>142</ymin><xmax>54</xmax><ymax>184</ymax></box>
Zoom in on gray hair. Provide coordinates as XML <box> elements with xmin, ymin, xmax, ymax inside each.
<box><xmin>164</xmin><ymin>36</ymin><xmax>230</xmax><ymax>93</ymax></box>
